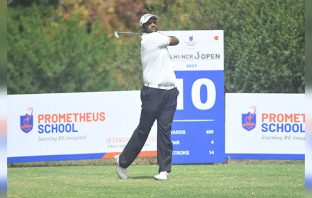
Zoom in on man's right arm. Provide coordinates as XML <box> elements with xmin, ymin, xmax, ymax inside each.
<box><xmin>169</xmin><ymin>36</ymin><xmax>179</xmax><ymax>46</ymax></box>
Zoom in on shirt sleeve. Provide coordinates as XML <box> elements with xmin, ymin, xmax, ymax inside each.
<box><xmin>154</xmin><ymin>32</ymin><xmax>170</xmax><ymax>48</ymax></box>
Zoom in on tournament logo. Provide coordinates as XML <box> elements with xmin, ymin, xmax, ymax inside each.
<box><xmin>184</xmin><ymin>35</ymin><xmax>198</xmax><ymax>48</ymax></box>
<box><xmin>242</xmin><ymin>106</ymin><xmax>256</xmax><ymax>131</ymax></box>
<box><xmin>20</xmin><ymin>108</ymin><xmax>33</xmax><ymax>133</ymax></box>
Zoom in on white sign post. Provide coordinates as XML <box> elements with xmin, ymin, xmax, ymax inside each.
<box><xmin>165</xmin><ymin>30</ymin><xmax>225</xmax><ymax>163</ymax></box>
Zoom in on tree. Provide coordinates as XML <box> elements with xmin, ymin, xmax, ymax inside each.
<box><xmin>146</xmin><ymin>0</ymin><xmax>305</xmax><ymax>93</ymax></box>
<box><xmin>7</xmin><ymin>0</ymin><xmax>304</xmax><ymax>94</ymax></box>
<box><xmin>8</xmin><ymin>5</ymin><xmax>114</xmax><ymax>94</ymax></box>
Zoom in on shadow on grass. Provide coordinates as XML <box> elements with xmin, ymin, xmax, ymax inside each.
<box><xmin>129</xmin><ymin>176</ymin><xmax>154</xmax><ymax>180</ymax></box>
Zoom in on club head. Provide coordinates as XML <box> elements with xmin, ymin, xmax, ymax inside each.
<box><xmin>114</xmin><ymin>31</ymin><xmax>119</xmax><ymax>38</ymax></box>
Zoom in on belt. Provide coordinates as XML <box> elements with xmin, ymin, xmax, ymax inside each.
<box><xmin>144</xmin><ymin>83</ymin><xmax>176</xmax><ymax>90</ymax></box>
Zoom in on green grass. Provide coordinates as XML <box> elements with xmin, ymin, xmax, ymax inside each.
<box><xmin>8</xmin><ymin>161</ymin><xmax>304</xmax><ymax>198</ymax></box>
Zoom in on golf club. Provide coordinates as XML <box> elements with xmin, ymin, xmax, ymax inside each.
<box><xmin>114</xmin><ymin>31</ymin><xmax>140</xmax><ymax>38</ymax></box>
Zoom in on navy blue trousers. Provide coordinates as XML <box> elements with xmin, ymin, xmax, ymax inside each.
<box><xmin>119</xmin><ymin>86</ymin><xmax>179</xmax><ymax>173</ymax></box>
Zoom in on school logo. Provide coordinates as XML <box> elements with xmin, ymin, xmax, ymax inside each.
<box><xmin>20</xmin><ymin>108</ymin><xmax>34</xmax><ymax>133</ymax></box>
<box><xmin>242</xmin><ymin>106</ymin><xmax>256</xmax><ymax>131</ymax></box>
<box><xmin>189</xmin><ymin>36</ymin><xmax>193</xmax><ymax>41</ymax></box>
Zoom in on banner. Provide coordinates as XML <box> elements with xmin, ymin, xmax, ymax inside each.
<box><xmin>8</xmin><ymin>30</ymin><xmax>225</xmax><ymax>164</ymax></box>
<box><xmin>225</xmin><ymin>93</ymin><xmax>305</xmax><ymax>159</ymax></box>
<box><xmin>8</xmin><ymin>91</ymin><xmax>157</xmax><ymax>162</ymax></box>
<box><xmin>166</xmin><ymin>30</ymin><xmax>225</xmax><ymax>163</ymax></box>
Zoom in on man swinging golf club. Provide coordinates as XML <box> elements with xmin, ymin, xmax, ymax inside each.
<box><xmin>114</xmin><ymin>13</ymin><xmax>179</xmax><ymax>180</ymax></box>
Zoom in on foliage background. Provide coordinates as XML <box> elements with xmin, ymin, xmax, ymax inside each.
<box><xmin>7</xmin><ymin>0</ymin><xmax>305</xmax><ymax>94</ymax></box>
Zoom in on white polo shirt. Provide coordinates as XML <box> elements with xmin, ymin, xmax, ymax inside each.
<box><xmin>141</xmin><ymin>32</ymin><xmax>176</xmax><ymax>86</ymax></box>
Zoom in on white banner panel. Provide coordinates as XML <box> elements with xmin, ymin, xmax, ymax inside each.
<box><xmin>164</xmin><ymin>30</ymin><xmax>224</xmax><ymax>71</ymax></box>
<box><xmin>225</xmin><ymin>93</ymin><xmax>305</xmax><ymax>159</ymax></box>
<box><xmin>8</xmin><ymin>91</ymin><xmax>157</xmax><ymax>161</ymax></box>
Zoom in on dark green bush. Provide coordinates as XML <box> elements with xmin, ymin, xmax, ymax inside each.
<box><xmin>147</xmin><ymin>0</ymin><xmax>305</xmax><ymax>93</ymax></box>
<box><xmin>8</xmin><ymin>6</ymin><xmax>114</xmax><ymax>94</ymax></box>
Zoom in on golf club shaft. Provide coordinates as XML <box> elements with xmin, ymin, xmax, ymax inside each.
<box><xmin>118</xmin><ymin>32</ymin><xmax>139</xmax><ymax>35</ymax></box>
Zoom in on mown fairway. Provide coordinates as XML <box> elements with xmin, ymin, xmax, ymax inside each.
<box><xmin>8</xmin><ymin>161</ymin><xmax>304</xmax><ymax>198</ymax></box>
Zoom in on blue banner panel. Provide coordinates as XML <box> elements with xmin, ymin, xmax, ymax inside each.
<box><xmin>172</xmin><ymin>71</ymin><xmax>225</xmax><ymax>164</ymax></box>
<box><xmin>8</xmin><ymin>153</ymin><xmax>105</xmax><ymax>163</ymax></box>
<box><xmin>226</xmin><ymin>154</ymin><xmax>304</xmax><ymax>160</ymax></box>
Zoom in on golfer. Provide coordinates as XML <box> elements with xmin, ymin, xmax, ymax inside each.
<box><xmin>114</xmin><ymin>13</ymin><xmax>179</xmax><ymax>180</ymax></box>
